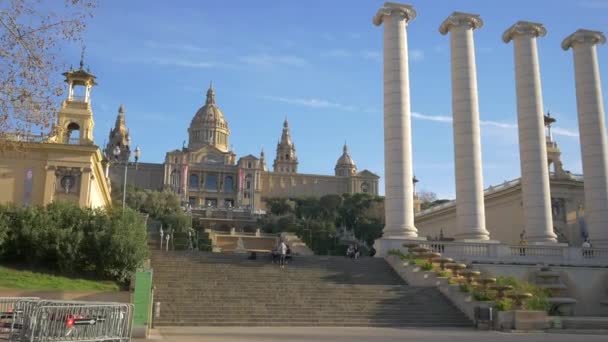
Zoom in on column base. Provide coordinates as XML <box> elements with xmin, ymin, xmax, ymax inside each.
<box><xmin>528</xmin><ymin>241</ymin><xmax>568</xmax><ymax>246</ymax></box>
<box><xmin>459</xmin><ymin>239</ymin><xmax>501</xmax><ymax>244</ymax></box>
<box><xmin>374</xmin><ymin>236</ymin><xmax>427</xmax><ymax>257</ymax></box>
<box><xmin>455</xmin><ymin>232</ymin><xmax>491</xmax><ymax>241</ymax></box>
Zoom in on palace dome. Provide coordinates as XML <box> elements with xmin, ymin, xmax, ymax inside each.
<box><xmin>335</xmin><ymin>144</ymin><xmax>357</xmax><ymax>176</ymax></box>
<box><xmin>188</xmin><ymin>83</ymin><xmax>230</xmax><ymax>152</ymax></box>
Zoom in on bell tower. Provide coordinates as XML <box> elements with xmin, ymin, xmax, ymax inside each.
<box><xmin>544</xmin><ymin>112</ymin><xmax>568</xmax><ymax>179</ymax></box>
<box><xmin>54</xmin><ymin>54</ymin><xmax>97</xmax><ymax>145</ymax></box>
<box><xmin>273</xmin><ymin>119</ymin><xmax>298</xmax><ymax>173</ymax></box>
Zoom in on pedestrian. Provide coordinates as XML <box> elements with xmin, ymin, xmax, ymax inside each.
<box><xmin>346</xmin><ymin>244</ymin><xmax>354</xmax><ymax>259</ymax></box>
<box><xmin>279</xmin><ymin>240</ymin><xmax>287</xmax><ymax>269</ymax></box>
<box><xmin>354</xmin><ymin>244</ymin><xmax>360</xmax><ymax>259</ymax></box>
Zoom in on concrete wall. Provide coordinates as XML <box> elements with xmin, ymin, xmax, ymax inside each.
<box><xmin>0</xmin><ymin>143</ymin><xmax>111</xmax><ymax>208</ymax></box>
<box><xmin>109</xmin><ymin>162</ymin><xmax>164</xmax><ymax>192</ymax></box>
<box><xmin>476</xmin><ymin>263</ymin><xmax>608</xmax><ymax>316</ymax></box>
<box><xmin>415</xmin><ymin>179</ymin><xmax>585</xmax><ymax>245</ymax></box>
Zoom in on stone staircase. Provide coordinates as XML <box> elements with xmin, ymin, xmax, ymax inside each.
<box><xmin>150</xmin><ymin>251</ymin><xmax>472</xmax><ymax>327</ymax></box>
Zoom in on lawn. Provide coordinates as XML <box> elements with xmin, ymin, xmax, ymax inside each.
<box><xmin>0</xmin><ymin>266</ymin><xmax>120</xmax><ymax>291</ymax></box>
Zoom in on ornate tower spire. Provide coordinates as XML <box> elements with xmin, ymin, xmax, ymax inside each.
<box><xmin>106</xmin><ymin>104</ymin><xmax>130</xmax><ymax>161</ymax></box>
<box><xmin>260</xmin><ymin>147</ymin><xmax>268</xmax><ymax>171</ymax></box>
<box><xmin>544</xmin><ymin>112</ymin><xmax>568</xmax><ymax>179</ymax></box>
<box><xmin>206</xmin><ymin>82</ymin><xmax>215</xmax><ymax>105</ymax></box>
<box><xmin>273</xmin><ymin>118</ymin><xmax>298</xmax><ymax>173</ymax></box>
<box><xmin>335</xmin><ymin>142</ymin><xmax>356</xmax><ymax>176</ymax></box>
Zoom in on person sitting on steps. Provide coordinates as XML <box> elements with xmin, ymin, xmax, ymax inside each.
<box><xmin>285</xmin><ymin>244</ymin><xmax>293</xmax><ymax>264</ymax></box>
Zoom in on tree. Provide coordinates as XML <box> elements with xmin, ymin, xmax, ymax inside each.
<box><xmin>264</xmin><ymin>197</ymin><xmax>295</xmax><ymax>216</ymax></box>
<box><xmin>0</xmin><ymin>0</ymin><xmax>96</xmax><ymax>137</ymax></box>
<box><xmin>417</xmin><ymin>191</ymin><xmax>437</xmax><ymax>204</ymax></box>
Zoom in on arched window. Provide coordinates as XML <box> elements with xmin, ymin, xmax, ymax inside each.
<box><xmin>66</xmin><ymin>122</ymin><xmax>80</xmax><ymax>144</ymax></box>
<box><xmin>224</xmin><ymin>176</ymin><xmax>234</xmax><ymax>192</ymax></box>
<box><xmin>189</xmin><ymin>174</ymin><xmax>199</xmax><ymax>188</ymax></box>
<box><xmin>205</xmin><ymin>174</ymin><xmax>218</xmax><ymax>190</ymax></box>
<box><xmin>285</xmin><ymin>154</ymin><xmax>290</xmax><ymax>160</ymax></box>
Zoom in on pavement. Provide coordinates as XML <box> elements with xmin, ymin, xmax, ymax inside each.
<box><xmin>135</xmin><ymin>326</ymin><xmax>608</xmax><ymax>342</ymax></box>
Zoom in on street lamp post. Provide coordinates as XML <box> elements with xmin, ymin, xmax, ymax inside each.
<box><xmin>112</xmin><ymin>140</ymin><xmax>140</xmax><ymax>212</ymax></box>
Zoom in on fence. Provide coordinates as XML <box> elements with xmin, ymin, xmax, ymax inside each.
<box><xmin>0</xmin><ymin>298</ymin><xmax>39</xmax><ymax>341</ymax></box>
<box><xmin>1</xmin><ymin>298</ymin><xmax>132</xmax><ymax>342</ymax></box>
<box><xmin>397</xmin><ymin>240</ymin><xmax>608</xmax><ymax>267</ymax></box>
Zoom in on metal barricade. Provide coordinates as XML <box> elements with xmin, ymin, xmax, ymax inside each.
<box><xmin>0</xmin><ymin>298</ymin><xmax>39</xmax><ymax>341</ymax></box>
<box><xmin>8</xmin><ymin>300</ymin><xmax>133</xmax><ymax>342</ymax></box>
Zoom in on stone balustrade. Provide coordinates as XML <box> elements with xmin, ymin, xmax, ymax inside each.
<box><xmin>398</xmin><ymin>240</ymin><xmax>608</xmax><ymax>266</ymax></box>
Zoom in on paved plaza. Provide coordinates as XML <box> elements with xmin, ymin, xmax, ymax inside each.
<box><xmin>137</xmin><ymin>327</ymin><xmax>607</xmax><ymax>342</ymax></box>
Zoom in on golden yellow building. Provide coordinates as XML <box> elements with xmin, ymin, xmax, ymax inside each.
<box><xmin>108</xmin><ymin>84</ymin><xmax>379</xmax><ymax>214</ymax></box>
<box><xmin>0</xmin><ymin>62</ymin><xmax>112</xmax><ymax>208</ymax></box>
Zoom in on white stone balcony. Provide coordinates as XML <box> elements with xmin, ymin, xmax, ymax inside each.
<box><xmin>394</xmin><ymin>239</ymin><xmax>608</xmax><ymax>267</ymax></box>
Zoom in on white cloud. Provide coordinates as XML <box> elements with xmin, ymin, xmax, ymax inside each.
<box><xmin>239</xmin><ymin>54</ymin><xmax>308</xmax><ymax>67</ymax></box>
<box><xmin>363</xmin><ymin>49</ymin><xmax>424</xmax><ymax>62</ymax></box>
<box><xmin>410</xmin><ymin>49</ymin><xmax>425</xmax><ymax>61</ymax></box>
<box><xmin>580</xmin><ymin>0</ymin><xmax>608</xmax><ymax>9</ymax></box>
<box><xmin>263</xmin><ymin>96</ymin><xmax>355</xmax><ymax>111</ymax></box>
<box><xmin>149</xmin><ymin>58</ymin><xmax>215</xmax><ymax>69</ymax></box>
<box><xmin>552</xmin><ymin>127</ymin><xmax>579</xmax><ymax>137</ymax></box>
<box><xmin>143</xmin><ymin>40</ymin><xmax>206</xmax><ymax>52</ymax></box>
<box><xmin>411</xmin><ymin>112</ymin><xmax>578</xmax><ymax>138</ymax></box>
<box><xmin>411</xmin><ymin>112</ymin><xmax>452</xmax><ymax>123</ymax></box>
<box><xmin>321</xmin><ymin>49</ymin><xmax>352</xmax><ymax>58</ymax></box>
<box><xmin>362</xmin><ymin>50</ymin><xmax>382</xmax><ymax>62</ymax></box>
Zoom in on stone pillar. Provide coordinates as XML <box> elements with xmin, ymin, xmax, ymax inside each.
<box><xmin>373</xmin><ymin>2</ymin><xmax>419</xmax><ymax>239</ymax></box>
<box><xmin>562</xmin><ymin>29</ymin><xmax>608</xmax><ymax>247</ymax></box>
<box><xmin>440</xmin><ymin>12</ymin><xmax>490</xmax><ymax>241</ymax></box>
<box><xmin>503</xmin><ymin>22</ymin><xmax>557</xmax><ymax>244</ymax></box>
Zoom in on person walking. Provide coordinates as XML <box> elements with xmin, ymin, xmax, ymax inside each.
<box><xmin>279</xmin><ymin>240</ymin><xmax>287</xmax><ymax>269</ymax></box>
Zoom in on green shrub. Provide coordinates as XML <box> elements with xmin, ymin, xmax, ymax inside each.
<box><xmin>0</xmin><ymin>202</ymin><xmax>148</xmax><ymax>284</ymax></box>
<box><xmin>473</xmin><ymin>291</ymin><xmax>492</xmax><ymax>301</ymax></box>
<box><xmin>413</xmin><ymin>259</ymin><xmax>433</xmax><ymax>271</ymax></box>
<box><xmin>459</xmin><ymin>283</ymin><xmax>472</xmax><ymax>293</ymax></box>
<box><xmin>387</xmin><ymin>249</ymin><xmax>406</xmax><ymax>259</ymax></box>
<box><xmin>493</xmin><ymin>276</ymin><xmax>550</xmax><ymax>312</ymax></box>
<box><xmin>495</xmin><ymin>298</ymin><xmax>513</xmax><ymax>311</ymax></box>
<box><xmin>525</xmin><ymin>295</ymin><xmax>550</xmax><ymax>311</ymax></box>
<box><xmin>435</xmin><ymin>270</ymin><xmax>450</xmax><ymax>277</ymax></box>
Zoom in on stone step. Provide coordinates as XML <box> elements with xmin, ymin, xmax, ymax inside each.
<box><xmin>150</xmin><ymin>251</ymin><xmax>472</xmax><ymax>327</ymax></box>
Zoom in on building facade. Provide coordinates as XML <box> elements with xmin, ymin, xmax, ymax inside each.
<box><xmin>0</xmin><ymin>62</ymin><xmax>112</xmax><ymax>209</ymax></box>
<box><xmin>108</xmin><ymin>84</ymin><xmax>379</xmax><ymax>212</ymax></box>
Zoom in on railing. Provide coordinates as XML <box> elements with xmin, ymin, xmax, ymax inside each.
<box><xmin>396</xmin><ymin>239</ymin><xmax>608</xmax><ymax>266</ymax></box>
<box><xmin>508</xmin><ymin>245</ymin><xmax>564</xmax><ymax>258</ymax></box>
<box><xmin>68</xmin><ymin>95</ymin><xmax>87</xmax><ymax>102</ymax></box>
<box><xmin>67</xmin><ymin>137</ymin><xmax>81</xmax><ymax>144</ymax></box>
<box><xmin>1</xmin><ymin>132</ymin><xmax>48</xmax><ymax>143</ymax></box>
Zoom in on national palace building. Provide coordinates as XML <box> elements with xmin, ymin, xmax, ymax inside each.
<box><xmin>107</xmin><ymin>84</ymin><xmax>379</xmax><ymax>213</ymax></box>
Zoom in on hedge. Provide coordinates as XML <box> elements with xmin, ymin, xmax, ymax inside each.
<box><xmin>0</xmin><ymin>201</ymin><xmax>148</xmax><ymax>283</ymax></box>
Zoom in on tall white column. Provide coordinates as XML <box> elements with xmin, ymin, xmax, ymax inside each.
<box><xmin>562</xmin><ymin>29</ymin><xmax>608</xmax><ymax>247</ymax></box>
<box><xmin>439</xmin><ymin>12</ymin><xmax>490</xmax><ymax>241</ymax></box>
<box><xmin>373</xmin><ymin>3</ymin><xmax>418</xmax><ymax>238</ymax></box>
<box><xmin>503</xmin><ymin>22</ymin><xmax>557</xmax><ymax>244</ymax></box>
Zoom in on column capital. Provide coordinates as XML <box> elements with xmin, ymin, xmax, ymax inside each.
<box><xmin>439</xmin><ymin>12</ymin><xmax>483</xmax><ymax>35</ymax></box>
<box><xmin>373</xmin><ymin>2</ymin><xmax>416</xmax><ymax>27</ymax></box>
<box><xmin>562</xmin><ymin>29</ymin><xmax>606</xmax><ymax>50</ymax></box>
<box><xmin>502</xmin><ymin>21</ymin><xmax>547</xmax><ymax>43</ymax></box>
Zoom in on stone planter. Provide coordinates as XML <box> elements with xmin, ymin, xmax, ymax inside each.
<box><xmin>494</xmin><ymin>310</ymin><xmax>548</xmax><ymax>331</ymax></box>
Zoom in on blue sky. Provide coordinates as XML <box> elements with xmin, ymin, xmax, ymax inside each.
<box><xmin>64</xmin><ymin>0</ymin><xmax>608</xmax><ymax>198</ymax></box>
